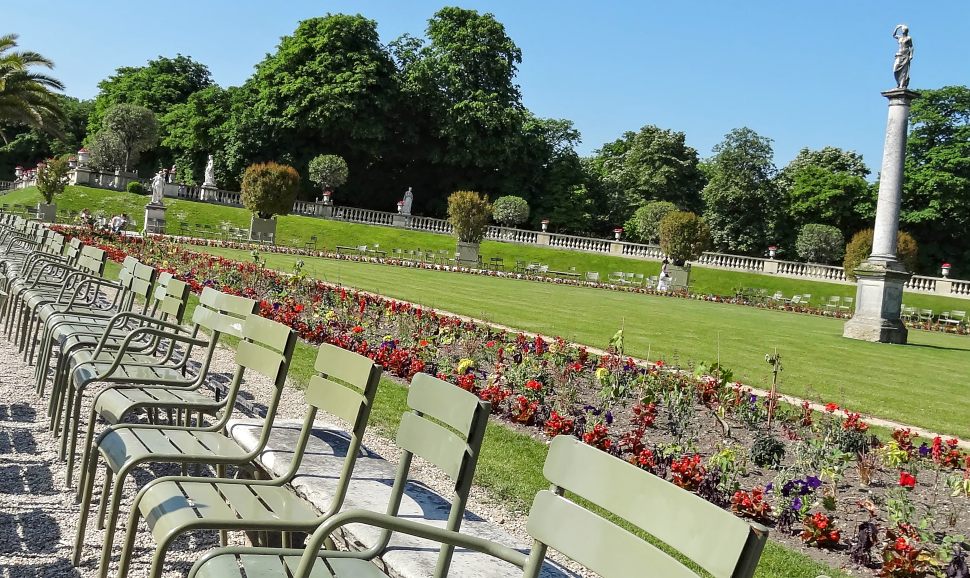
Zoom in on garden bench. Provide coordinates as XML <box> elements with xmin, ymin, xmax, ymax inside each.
<box><xmin>222</xmin><ymin>417</ymin><xmax>578</xmax><ymax>578</ymax></box>
<box><xmin>940</xmin><ymin>310</ymin><xmax>966</xmax><ymax>329</ymax></box>
<box><xmin>335</xmin><ymin>245</ymin><xmax>357</xmax><ymax>255</ymax></box>
<box><xmin>548</xmin><ymin>268</ymin><xmax>579</xmax><ymax>280</ymax></box>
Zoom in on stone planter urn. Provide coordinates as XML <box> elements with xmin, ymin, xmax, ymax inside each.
<box><xmin>455</xmin><ymin>241</ymin><xmax>480</xmax><ymax>267</ymax></box>
<box><xmin>37</xmin><ymin>203</ymin><xmax>57</xmax><ymax>223</ymax></box>
<box><xmin>668</xmin><ymin>263</ymin><xmax>692</xmax><ymax>291</ymax></box>
<box><xmin>250</xmin><ymin>216</ymin><xmax>277</xmax><ymax>244</ymax></box>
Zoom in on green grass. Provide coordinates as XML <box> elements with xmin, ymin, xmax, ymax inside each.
<box><xmin>6</xmin><ymin>185</ymin><xmax>968</xmax><ymax>314</ymax></box>
<box><xmin>189</xmin><ymin>245</ymin><xmax>970</xmax><ymax>440</ymax></box>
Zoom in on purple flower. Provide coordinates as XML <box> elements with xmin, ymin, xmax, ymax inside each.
<box><xmin>791</xmin><ymin>497</ymin><xmax>803</xmax><ymax>511</ymax></box>
<box><xmin>605</xmin><ymin>411</ymin><xmax>614</xmax><ymax>425</ymax></box>
<box><xmin>806</xmin><ymin>476</ymin><xmax>822</xmax><ymax>489</ymax></box>
<box><xmin>765</xmin><ymin>482</ymin><xmax>773</xmax><ymax>492</ymax></box>
<box><xmin>918</xmin><ymin>443</ymin><xmax>931</xmax><ymax>457</ymax></box>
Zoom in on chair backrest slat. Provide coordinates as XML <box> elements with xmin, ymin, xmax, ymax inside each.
<box><xmin>236</xmin><ymin>339</ymin><xmax>285</xmax><ymax>381</ymax></box>
<box><xmin>313</xmin><ymin>342</ymin><xmax>377</xmax><ymax>386</ymax></box>
<box><xmin>396</xmin><ymin>412</ymin><xmax>468</xmax><ymax>480</ymax></box>
<box><xmin>527</xmin><ymin>491</ymin><xmax>698</xmax><ymax>578</ymax></box>
<box><xmin>190</xmin><ymin>287</ymin><xmax>256</xmax><ymax>338</ymax></box>
<box><xmin>406</xmin><ymin>372</ymin><xmax>480</xmax><ymax>435</ymax></box>
<box><xmin>540</xmin><ymin>436</ymin><xmax>764</xmax><ymax>578</ymax></box>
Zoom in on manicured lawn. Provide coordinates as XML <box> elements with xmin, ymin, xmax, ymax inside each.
<box><xmin>194</xmin><ymin>245</ymin><xmax>970</xmax><ymax>440</ymax></box>
<box><xmin>6</xmin><ymin>185</ymin><xmax>969</xmax><ymax>313</ymax></box>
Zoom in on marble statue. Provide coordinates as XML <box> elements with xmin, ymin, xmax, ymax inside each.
<box><xmin>401</xmin><ymin>187</ymin><xmax>413</xmax><ymax>216</ymax></box>
<box><xmin>203</xmin><ymin>154</ymin><xmax>216</xmax><ymax>187</ymax></box>
<box><xmin>892</xmin><ymin>24</ymin><xmax>913</xmax><ymax>89</ymax></box>
<box><xmin>150</xmin><ymin>170</ymin><xmax>165</xmax><ymax>204</ymax></box>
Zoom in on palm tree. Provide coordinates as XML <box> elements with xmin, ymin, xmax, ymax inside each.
<box><xmin>0</xmin><ymin>33</ymin><xmax>65</xmax><ymax>143</ymax></box>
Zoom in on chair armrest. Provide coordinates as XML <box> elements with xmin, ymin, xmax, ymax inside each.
<box><xmin>90</xmin><ymin>326</ymin><xmax>207</xmax><ymax>373</ymax></box>
<box><xmin>189</xmin><ymin>509</ymin><xmax>529</xmax><ymax>578</ymax></box>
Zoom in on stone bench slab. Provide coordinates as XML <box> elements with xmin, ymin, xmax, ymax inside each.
<box><xmin>227</xmin><ymin>419</ymin><xmax>578</xmax><ymax>578</ymax></box>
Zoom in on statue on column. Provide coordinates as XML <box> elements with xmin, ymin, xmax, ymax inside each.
<box><xmin>150</xmin><ymin>170</ymin><xmax>166</xmax><ymax>205</ymax></box>
<box><xmin>203</xmin><ymin>154</ymin><xmax>217</xmax><ymax>187</ymax></box>
<box><xmin>892</xmin><ymin>24</ymin><xmax>914</xmax><ymax>89</ymax></box>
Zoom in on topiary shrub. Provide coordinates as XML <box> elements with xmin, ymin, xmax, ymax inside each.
<box><xmin>751</xmin><ymin>432</ymin><xmax>785</xmax><ymax>468</ymax></box>
<box><xmin>127</xmin><ymin>181</ymin><xmax>146</xmax><ymax>195</ymax></box>
<box><xmin>795</xmin><ymin>224</ymin><xmax>845</xmax><ymax>264</ymax></box>
<box><xmin>491</xmin><ymin>195</ymin><xmax>530</xmax><ymax>227</ymax></box>
<box><xmin>241</xmin><ymin>162</ymin><xmax>301</xmax><ymax>219</ymax></box>
<box><xmin>625</xmin><ymin>200</ymin><xmax>678</xmax><ymax>243</ymax></box>
<box><xmin>843</xmin><ymin>228</ymin><xmax>919</xmax><ymax>279</ymax></box>
<box><xmin>307</xmin><ymin>154</ymin><xmax>349</xmax><ymax>193</ymax></box>
<box><xmin>447</xmin><ymin>190</ymin><xmax>491</xmax><ymax>244</ymax></box>
<box><xmin>659</xmin><ymin>211</ymin><xmax>712</xmax><ymax>265</ymax></box>
<box><xmin>35</xmin><ymin>157</ymin><xmax>70</xmax><ymax>204</ymax></box>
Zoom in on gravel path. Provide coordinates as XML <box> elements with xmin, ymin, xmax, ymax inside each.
<box><xmin>0</xmin><ymin>323</ymin><xmax>590</xmax><ymax>578</ymax></box>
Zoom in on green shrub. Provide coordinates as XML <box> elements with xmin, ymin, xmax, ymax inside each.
<box><xmin>659</xmin><ymin>211</ymin><xmax>711</xmax><ymax>264</ymax></box>
<box><xmin>241</xmin><ymin>162</ymin><xmax>301</xmax><ymax>219</ymax></box>
<box><xmin>491</xmin><ymin>195</ymin><xmax>530</xmax><ymax>227</ymax></box>
<box><xmin>35</xmin><ymin>157</ymin><xmax>70</xmax><ymax>204</ymax></box>
<box><xmin>625</xmin><ymin>200</ymin><xmax>677</xmax><ymax>243</ymax></box>
<box><xmin>307</xmin><ymin>154</ymin><xmax>349</xmax><ymax>193</ymax></box>
<box><xmin>795</xmin><ymin>223</ymin><xmax>845</xmax><ymax>264</ymax></box>
<box><xmin>750</xmin><ymin>432</ymin><xmax>785</xmax><ymax>468</ymax></box>
<box><xmin>127</xmin><ymin>181</ymin><xmax>146</xmax><ymax>195</ymax></box>
<box><xmin>447</xmin><ymin>190</ymin><xmax>491</xmax><ymax>244</ymax></box>
<box><xmin>843</xmin><ymin>228</ymin><xmax>919</xmax><ymax>279</ymax></box>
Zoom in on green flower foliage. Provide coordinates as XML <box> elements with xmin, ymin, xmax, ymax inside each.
<box><xmin>126</xmin><ymin>181</ymin><xmax>146</xmax><ymax>195</ymax></box>
<box><xmin>659</xmin><ymin>211</ymin><xmax>711</xmax><ymax>263</ymax></box>
<box><xmin>491</xmin><ymin>195</ymin><xmax>529</xmax><ymax>227</ymax></box>
<box><xmin>447</xmin><ymin>190</ymin><xmax>491</xmax><ymax>243</ymax></box>
<box><xmin>795</xmin><ymin>224</ymin><xmax>845</xmax><ymax>264</ymax></box>
<box><xmin>843</xmin><ymin>228</ymin><xmax>919</xmax><ymax>279</ymax></box>
<box><xmin>241</xmin><ymin>162</ymin><xmax>301</xmax><ymax>219</ymax></box>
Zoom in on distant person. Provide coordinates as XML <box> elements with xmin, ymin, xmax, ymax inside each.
<box><xmin>658</xmin><ymin>258</ymin><xmax>671</xmax><ymax>291</ymax></box>
<box><xmin>78</xmin><ymin>208</ymin><xmax>93</xmax><ymax>228</ymax></box>
<box><xmin>109</xmin><ymin>214</ymin><xmax>124</xmax><ymax>233</ymax></box>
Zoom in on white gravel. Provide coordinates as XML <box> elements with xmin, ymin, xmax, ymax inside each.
<box><xmin>0</xmin><ymin>322</ymin><xmax>593</xmax><ymax>578</ymax></box>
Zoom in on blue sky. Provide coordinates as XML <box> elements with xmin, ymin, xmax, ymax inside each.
<box><xmin>7</xmin><ymin>1</ymin><xmax>967</xmax><ymax>173</ymax></box>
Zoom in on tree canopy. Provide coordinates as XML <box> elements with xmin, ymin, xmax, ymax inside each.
<box><xmin>0</xmin><ymin>33</ymin><xmax>65</xmax><ymax>143</ymax></box>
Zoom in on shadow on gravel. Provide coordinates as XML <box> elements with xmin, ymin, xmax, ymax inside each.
<box><xmin>0</xmin><ymin>510</ymin><xmax>59</xmax><ymax>553</ymax></box>
<box><xmin>0</xmin><ymin>404</ymin><xmax>36</xmax><ymax>422</ymax></box>
<box><xmin>0</xmin><ymin>558</ymin><xmax>78</xmax><ymax>577</ymax></box>
<box><xmin>0</xmin><ymin>429</ymin><xmax>38</xmax><ymax>454</ymax></box>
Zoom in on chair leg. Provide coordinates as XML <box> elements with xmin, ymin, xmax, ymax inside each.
<box><xmin>113</xmin><ymin>506</ymin><xmax>143</xmax><ymax>578</ymax></box>
<box><xmin>97</xmin><ymin>466</ymin><xmax>131</xmax><ymax>578</ymax></box>
<box><xmin>96</xmin><ymin>471</ymin><xmax>113</xmax><ymax>529</ymax></box>
<box><xmin>76</xmin><ymin>405</ymin><xmax>101</xmax><ymax>500</ymax></box>
<box><xmin>72</xmin><ymin>452</ymin><xmax>101</xmax><ymax>565</ymax></box>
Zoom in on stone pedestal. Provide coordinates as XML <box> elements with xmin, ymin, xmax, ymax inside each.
<box><xmin>144</xmin><ymin>202</ymin><xmax>167</xmax><ymax>235</ymax></box>
<box><xmin>315</xmin><ymin>203</ymin><xmax>334</xmax><ymax>218</ymax></box>
<box><xmin>842</xmin><ymin>262</ymin><xmax>910</xmax><ymax>343</ymax></box>
<box><xmin>36</xmin><ymin>203</ymin><xmax>57</xmax><ymax>223</ymax></box>
<box><xmin>250</xmin><ymin>216</ymin><xmax>277</xmax><ymax>244</ymax></box>
<box><xmin>70</xmin><ymin>167</ymin><xmax>92</xmax><ymax>186</ymax></box>
<box><xmin>199</xmin><ymin>185</ymin><xmax>217</xmax><ymax>202</ymax></box>
<box><xmin>392</xmin><ymin>214</ymin><xmax>410</xmax><ymax>228</ymax></box>
<box><xmin>455</xmin><ymin>241</ymin><xmax>480</xmax><ymax>267</ymax></box>
<box><xmin>843</xmin><ymin>88</ymin><xmax>918</xmax><ymax>344</ymax></box>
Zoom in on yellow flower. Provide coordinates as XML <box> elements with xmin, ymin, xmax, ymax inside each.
<box><xmin>457</xmin><ymin>358</ymin><xmax>476</xmax><ymax>374</ymax></box>
<box><xmin>595</xmin><ymin>367</ymin><xmax>610</xmax><ymax>382</ymax></box>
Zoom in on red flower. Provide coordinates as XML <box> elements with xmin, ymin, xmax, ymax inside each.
<box><xmin>898</xmin><ymin>471</ymin><xmax>916</xmax><ymax>489</ymax></box>
<box><xmin>524</xmin><ymin>379</ymin><xmax>542</xmax><ymax>391</ymax></box>
<box><xmin>824</xmin><ymin>402</ymin><xmax>839</xmax><ymax>413</ymax></box>
<box><xmin>351</xmin><ymin>325</ymin><xmax>364</xmax><ymax>334</ymax></box>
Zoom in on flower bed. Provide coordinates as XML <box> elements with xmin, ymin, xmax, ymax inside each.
<box><xmin>65</xmin><ymin>229</ymin><xmax>970</xmax><ymax>575</ymax></box>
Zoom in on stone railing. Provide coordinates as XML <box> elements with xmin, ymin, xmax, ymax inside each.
<box><xmin>905</xmin><ymin>275</ymin><xmax>936</xmax><ymax>293</ymax></box>
<box><xmin>773</xmin><ymin>261</ymin><xmax>848</xmax><ymax>282</ymax></box>
<box><xmin>0</xmin><ymin>181</ymin><xmax>12</xmax><ymax>191</ymax></box>
<box><xmin>167</xmin><ymin>184</ymin><xmax>242</xmax><ymax>206</ymax></box>
<box><xmin>407</xmin><ymin>215</ymin><xmax>452</xmax><ymax>234</ymax></box>
<box><xmin>949</xmin><ymin>279</ymin><xmax>970</xmax><ymax>298</ymax></box>
<box><xmin>619</xmin><ymin>242</ymin><xmax>667</xmax><ymax>260</ymax></box>
<box><xmin>547</xmin><ymin>232</ymin><xmax>612</xmax><ymax>253</ymax></box>
<box><xmin>332</xmin><ymin>206</ymin><xmax>396</xmax><ymax>227</ymax></box>
<box><xmin>696</xmin><ymin>252</ymin><xmax>766</xmax><ymax>272</ymax></box>
<box><xmin>486</xmin><ymin>225</ymin><xmax>539</xmax><ymax>244</ymax></box>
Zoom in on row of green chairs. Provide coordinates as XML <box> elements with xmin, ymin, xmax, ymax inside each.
<box><xmin>0</xmin><ymin>212</ymin><xmax>769</xmax><ymax>578</ymax></box>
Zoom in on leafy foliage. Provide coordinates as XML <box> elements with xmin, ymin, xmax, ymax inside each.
<box><xmin>751</xmin><ymin>432</ymin><xmax>785</xmax><ymax>468</ymax></box>
<box><xmin>100</xmin><ymin>104</ymin><xmax>158</xmax><ymax>171</ymax></box>
<box><xmin>787</xmin><ymin>165</ymin><xmax>871</xmax><ymax>237</ymax></box>
<box><xmin>901</xmin><ymin>86</ymin><xmax>970</xmax><ymax>276</ymax></box>
<box><xmin>702</xmin><ymin>127</ymin><xmax>780</xmax><ymax>254</ymax></box>
<box><xmin>659</xmin><ymin>211</ymin><xmax>711</xmax><ymax>263</ymax></box>
<box><xmin>307</xmin><ymin>154</ymin><xmax>349</xmax><ymax>193</ymax></box>
<box><xmin>126</xmin><ymin>181</ymin><xmax>146</xmax><ymax>195</ymax></box>
<box><xmin>35</xmin><ymin>156</ymin><xmax>69</xmax><ymax>204</ymax></box>
<box><xmin>843</xmin><ymin>229</ymin><xmax>919</xmax><ymax>279</ymax></box>
<box><xmin>0</xmin><ymin>33</ymin><xmax>65</xmax><ymax>143</ymax></box>
<box><xmin>796</xmin><ymin>224</ymin><xmax>845</xmax><ymax>264</ymax></box>
<box><xmin>625</xmin><ymin>200</ymin><xmax>678</xmax><ymax>243</ymax></box>
<box><xmin>240</xmin><ymin>162</ymin><xmax>301</xmax><ymax>219</ymax></box>
<box><xmin>161</xmin><ymin>85</ymin><xmax>234</xmax><ymax>184</ymax></box>
<box><xmin>491</xmin><ymin>195</ymin><xmax>529</xmax><ymax>226</ymax></box>
<box><xmin>447</xmin><ymin>190</ymin><xmax>491</xmax><ymax>243</ymax></box>
<box><xmin>594</xmin><ymin>124</ymin><xmax>705</xmax><ymax>223</ymax></box>
<box><xmin>88</xmin><ymin>129</ymin><xmax>127</xmax><ymax>170</ymax></box>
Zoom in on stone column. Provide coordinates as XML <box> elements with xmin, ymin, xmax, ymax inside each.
<box><xmin>843</xmin><ymin>88</ymin><xmax>918</xmax><ymax>344</ymax></box>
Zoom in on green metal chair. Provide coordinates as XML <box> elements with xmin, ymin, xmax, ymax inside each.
<box><xmin>190</xmin><ymin>436</ymin><xmax>768</xmax><ymax>578</ymax></box>
<box><xmin>72</xmin><ymin>313</ymin><xmax>297</xmax><ymax>578</ymax></box>
<box><xmin>178</xmin><ymin>372</ymin><xmax>490</xmax><ymax>578</ymax></box>
<box><xmin>109</xmin><ymin>343</ymin><xmax>383</xmax><ymax>578</ymax></box>
<box><xmin>57</xmin><ymin>287</ymin><xmax>257</xmax><ymax>485</ymax></box>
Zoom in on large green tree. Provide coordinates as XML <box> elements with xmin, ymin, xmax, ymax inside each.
<box><xmin>0</xmin><ymin>94</ymin><xmax>90</xmax><ymax>177</ymax></box>
<box><xmin>0</xmin><ymin>33</ymin><xmax>65</xmax><ymax>144</ymax></box>
<box><xmin>701</xmin><ymin>127</ymin><xmax>780</xmax><ymax>254</ymax></box>
<box><xmin>901</xmin><ymin>85</ymin><xmax>970</xmax><ymax>275</ymax></box>
<box><xmin>594</xmin><ymin>125</ymin><xmax>705</xmax><ymax>220</ymax></box>
<box><xmin>223</xmin><ymin>14</ymin><xmax>397</xmax><ymax>196</ymax></box>
<box><xmin>391</xmin><ymin>7</ymin><xmax>526</xmax><ymax>204</ymax></box>
<box><xmin>101</xmin><ymin>103</ymin><xmax>158</xmax><ymax>171</ymax></box>
<box><xmin>162</xmin><ymin>85</ymin><xmax>235</xmax><ymax>183</ymax></box>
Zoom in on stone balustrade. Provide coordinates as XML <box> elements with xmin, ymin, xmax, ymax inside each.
<box><xmin>547</xmin><ymin>232</ymin><xmax>612</xmax><ymax>253</ymax></box>
<box><xmin>905</xmin><ymin>275</ymin><xmax>937</xmax><ymax>293</ymax></box>
<box><xmin>0</xmin><ymin>181</ymin><xmax>13</xmax><ymax>191</ymax></box>
<box><xmin>407</xmin><ymin>215</ymin><xmax>452</xmax><ymax>234</ymax></box>
<box><xmin>486</xmin><ymin>225</ymin><xmax>538</xmax><ymax>244</ymax></box>
<box><xmin>696</xmin><ymin>252</ymin><xmax>766</xmax><ymax>272</ymax></box>
<box><xmin>332</xmin><ymin>206</ymin><xmax>396</xmax><ymax>226</ymax></box>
